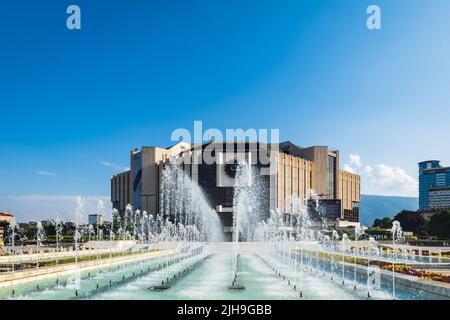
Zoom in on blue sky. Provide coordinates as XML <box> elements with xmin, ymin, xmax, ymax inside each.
<box><xmin>1</xmin><ymin>1</ymin><xmax>450</xmax><ymax>220</ymax></box>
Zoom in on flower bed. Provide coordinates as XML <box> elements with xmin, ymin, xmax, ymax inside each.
<box><xmin>380</xmin><ymin>264</ymin><xmax>450</xmax><ymax>284</ymax></box>
<box><xmin>300</xmin><ymin>249</ymin><xmax>450</xmax><ymax>285</ymax></box>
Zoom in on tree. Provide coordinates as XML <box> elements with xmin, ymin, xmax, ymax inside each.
<box><xmin>429</xmin><ymin>209</ymin><xmax>450</xmax><ymax>239</ymax></box>
<box><xmin>95</xmin><ymin>222</ymin><xmax>111</xmax><ymax>240</ymax></box>
<box><xmin>372</xmin><ymin>216</ymin><xmax>392</xmax><ymax>229</ymax></box>
<box><xmin>393</xmin><ymin>210</ymin><xmax>427</xmax><ymax>236</ymax></box>
<box><xmin>18</xmin><ymin>222</ymin><xmax>37</xmax><ymax>241</ymax></box>
<box><xmin>381</xmin><ymin>217</ymin><xmax>392</xmax><ymax>229</ymax></box>
<box><xmin>43</xmin><ymin>224</ymin><xmax>56</xmax><ymax>237</ymax></box>
<box><xmin>0</xmin><ymin>221</ymin><xmax>10</xmax><ymax>245</ymax></box>
<box><xmin>372</xmin><ymin>218</ymin><xmax>382</xmax><ymax>228</ymax></box>
<box><xmin>63</xmin><ymin>222</ymin><xmax>76</xmax><ymax>236</ymax></box>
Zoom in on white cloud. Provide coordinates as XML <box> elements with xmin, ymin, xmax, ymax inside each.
<box><xmin>0</xmin><ymin>195</ymin><xmax>112</xmax><ymax>223</ymax></box>
<box><xmin>343</xmin><ymin>164</ymin><xmax>356</xmax><ymax>174</ymax></box>
<box><xmin>343</xmin><ymin>155</ymin><xmax>418</xmax><ymax>197</ymax></box>
<box><xmin>364</xmin><ymin>165</ymin><xmax>374</xmax><ymax>176</ymax></box>
<box><xmin>36</xmin><ymin>170</ymin><xmax>57</xmax><ymax>176</ymax></box>
<box><xmin>348</xmin><ymin>154</ymin><xmax>362</xmax><ymax>168</ymax></box>
<box><xmin>100</xmin><ymin>161</ymin><xmax>130</xmax><ymax>172</ymax></box>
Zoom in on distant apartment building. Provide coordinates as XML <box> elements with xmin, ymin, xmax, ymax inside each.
<box><xmin>0</xmin><ymin>212</ymin><xmax>14</xmax><ymax>224</ymax></box>
<box><xmin>0</xmin><ymin>212</ymin><xmax>15</xmax><ymax>246</ymax></box>
<box><xmin>88</xmin><ymin>214</ymin><xmax>104</xmax><ymax>225</ymax></box>
<box><xmin>41</xmin><ymin>219</ymin><xmax>55</xmax><ymax>228</ymax></box>
<box><xmin>111</xmin><ymin>140</ymin><xmax>361</xmax><ymax>239</ymax></box>
<box><xmin>419</xmin><ymin>160</ymin><xmax>450</xmax><ymax>209</ymax></box>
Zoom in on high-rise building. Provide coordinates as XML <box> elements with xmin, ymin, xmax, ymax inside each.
<box><xmin>111</xmin><ymin>141</ymin><xmax>361</xmax><ymax>239</ymax></box>
<box><xmin>0</xmin><ymin>212</ymin><xmax>15</xmax><ymax>246</ymax></box>
<box><xmin>88</xmin><ymin>214</ymin><xmax>104</xmax><ymax>225</ymax></box>
<box><xmin>419</xmin><ymin>160</ymin><xmax>450</xmax><ymax>209</ymax></box>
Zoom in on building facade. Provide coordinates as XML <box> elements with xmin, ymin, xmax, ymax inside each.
<box><xmin>88</xmin><ymin>214</ymin><xmax>104</xmax><ymax>225</ymax></box>
<box><xmin>0</xmin><ymin>212</ymin><xmax>15</xmax><ymax>246</ymax></box>
<box><xmin>111</xmin><ymin>140</ymin><xmax>361</xmax><ymax>238</ymax></box>
<box><xmin>419</xmin><ymin>160</ymin><xmax>450</xmax><ymax>209</ymax></box>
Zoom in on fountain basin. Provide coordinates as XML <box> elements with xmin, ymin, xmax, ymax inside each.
<box><xmin>226</xmin><ymin>285</ymin><xmax>245</xmax><ymax>290</ymax></box>
<box><xmin>149</xmin><ymin>285</ymin><xmax>171</xmax><ymax>291</ymax></box>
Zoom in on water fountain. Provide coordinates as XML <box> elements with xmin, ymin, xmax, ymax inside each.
<box><xmin>74</xmin><ymin>196</ymin><xmax>84</xmax><ymax>264</ymax></box>
<box><xmin>1</xmin><ymin>159</ymin><xmax>447</xmax><ymax>301</ymax></box>
<box><xmin>341</xmin><ymin>233</ymin><xmax>349</xmax><ymax>285</ymax></box>
<box><xmin>159</xmin><ymin>158</ymin><xmax>223</xmax><ymax>242</ymax></box>
<box><xmin>391</xmin><ymin>220</ymin><xmax>403</xmax><ymax>300</ymax></box>
<box><xmin>87</xmin><ymin>224</ymin><xmax>95</xmax><ymax>261</ymax></box>
<box><xmin>35</xmin><ymin>221</ymin><xmax>46</xmax><ymax>275</ymax></box>
<box><xmin>228</xmin><ymin>161</ymin><xmax>266</xmax><ymax>290</ymax></box>
<box><xmin>96</xmin><ymin>227</ymin><xmax>103</xmax><ymax>288</ymax></box>
<box><xmin>7</xmin><ymin>218</ymin><xmax>18</xmax><ymax>296</ymax></box>
<box><xmin>330</xmin><ymin>230</ymin><xmax>339</xmax><ymax>281</ymax></box>
<box><xmin>366</xmin><ymin>237</ymin><xmax>380</xmax><ymax>297</ymax></box>
<box><xmin>53</xmin><ymin>218</ymin><xmax>63</xmax><ymax>268</ymax></box>
<box><xmin>354</xmin><ymin>225</ymin><xmax>365</xmax><ymax>290</ymax></box>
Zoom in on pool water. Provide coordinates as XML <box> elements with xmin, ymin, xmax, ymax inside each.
<box><xmin>1</xmin><ymin>249</ymin><xmax>444</xmax><ymax>300</ymax></box>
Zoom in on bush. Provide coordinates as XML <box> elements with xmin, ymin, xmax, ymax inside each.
<box><xmin>372</xmin><ymin>217</ymin><xmax>392</xmax><ymax>229</ymax></box>
<box><xmin>394</xmin><ymin>211</ymin><xmax>428</xmax><ymax>236</ymax></box>
<box><xmin>429</xmin><ymin>210</ymin><xmax>450</xmax><ymax>239</ymax></box>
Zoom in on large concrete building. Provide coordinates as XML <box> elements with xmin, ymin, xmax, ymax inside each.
<box><xmin>419</xmin><ymin>160</ymin><xmax>450</xmax><ymax>210</ymax></box>
<box><xmin>0</xmin><ymin>212</ymin><xmax>15</xmax><ymax>246</ymax></box>
<box><xmin>111</xmin><ymin>141</ymin><xmax>361</xmax><ymax>238</ymax></box>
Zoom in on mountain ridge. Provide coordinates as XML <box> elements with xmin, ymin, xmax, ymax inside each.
<box><xmin>359</xmin><ymin>194</ymin><xmax>418</xmax><ymax>226</ymax></box>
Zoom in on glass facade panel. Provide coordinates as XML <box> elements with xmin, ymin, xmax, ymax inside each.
<box><xmin>418</xmin><ymin>161</ymin><xmax>450</xmax><ymax>209</ymax></box>
<box><xmin>328</xmin><ymin>155</ymin><xmax>335</xmax><ymax>198</ymax></box>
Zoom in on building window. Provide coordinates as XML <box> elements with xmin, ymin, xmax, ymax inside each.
<box><xmin>328</xmin><ymin>155</ymin><xmax>335</xmax><ymax>198</ymax></box>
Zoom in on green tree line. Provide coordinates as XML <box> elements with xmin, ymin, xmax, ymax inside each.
<box><xmin>372</xmin><ymin>209</ymin><xmax>450</xmax><ymax>239</ymax></box>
